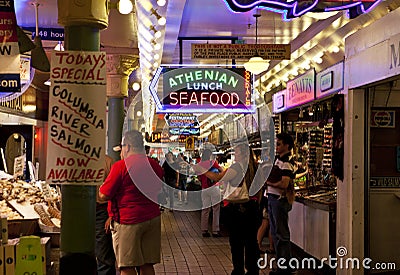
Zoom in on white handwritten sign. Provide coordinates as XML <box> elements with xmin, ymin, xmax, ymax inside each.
<box><xmin>46</xmin><ymin>51</ymin><xmax>107</xmax><ymax>185</ymax></box>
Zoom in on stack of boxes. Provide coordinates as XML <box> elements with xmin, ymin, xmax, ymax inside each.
<box><xmin>0</xmin><ymin>218</ymin><xmax>50</xmax><ymax>274</ymax></box>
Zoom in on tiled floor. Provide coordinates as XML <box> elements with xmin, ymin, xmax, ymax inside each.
<box><xmin>49</xmin><ymin>210</ymin><xmax>335</xmax><ymax>274</ymax></box>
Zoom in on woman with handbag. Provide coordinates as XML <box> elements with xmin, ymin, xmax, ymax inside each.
<box><xmin>193</xmin><ymin>143</ymin><xmax>261</xmax><ymax>275</ymax></box>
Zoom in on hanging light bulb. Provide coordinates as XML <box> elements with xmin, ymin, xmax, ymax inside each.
<box><xmin>243</xmin><ymin>12</ymin><xmax>269</xmax><ymax>75</ymax></box>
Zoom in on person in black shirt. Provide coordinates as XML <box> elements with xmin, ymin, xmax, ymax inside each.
<box><xmin>162</xmin><ymin>152</ymin><xmax>178</xmax><ymax>210</ymax></box>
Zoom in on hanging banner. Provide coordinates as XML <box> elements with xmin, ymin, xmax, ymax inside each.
<box><xmin>191</xmin><ymin>43</ymin><xmax>291</xmax><ymax>60</ymax></box>
<box><xmin>46</xmin><ymin>51</ymin><xmax>107</xmax><ymax>185</ymax></box>
<box><xmin>0</xmin><ymin>0</ymin><xmax>21</xmax><ymax>98</ymax></box>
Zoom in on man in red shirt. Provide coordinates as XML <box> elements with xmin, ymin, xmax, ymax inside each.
<box><xmin>99</xmin><ymin>130</ymin><xmax>164</xmax><ymax>275</ymax></box>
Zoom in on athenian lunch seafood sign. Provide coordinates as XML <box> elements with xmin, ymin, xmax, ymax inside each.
<box><xmin>46</xmin><ymin>51</ymin><xmax>107</xmax><ymax>185</ymax></box>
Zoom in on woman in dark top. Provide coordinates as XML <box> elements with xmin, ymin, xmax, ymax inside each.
<box><xmin>194</xmin><ymin>143</ymin><xmax>261</xmax><ymax>275</ymax></box>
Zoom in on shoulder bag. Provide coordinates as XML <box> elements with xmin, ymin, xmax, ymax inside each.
<box><xmin>223</xmin><ymin>163</ymin><xmax>250</xmax><ymax>203</ymax></box>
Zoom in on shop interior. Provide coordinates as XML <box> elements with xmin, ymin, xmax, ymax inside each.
<box><xmin>280</xmin><ymin>94</ymin><xmax>344</xmax><ymax>204</ymax></box>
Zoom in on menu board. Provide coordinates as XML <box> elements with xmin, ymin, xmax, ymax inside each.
<box><xmin>46</xmin><ymin>51</ymin><xmax>107</xmax><ymax>185</ymax></box>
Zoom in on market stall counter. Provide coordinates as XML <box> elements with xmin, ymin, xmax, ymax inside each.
<box><xmin>0</xmin><ymin>179</ymin><xmax>61</xmax><ymax>241</ymax></box>
<box><xmin>289</xmin><ymin>186</ymin><xmax>336</xmax><ymax>262</ymax></box>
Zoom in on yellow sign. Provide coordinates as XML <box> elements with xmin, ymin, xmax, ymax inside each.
<box><xmin>185</xmin><ymin>137</ymin><xmax>195</xmax><ymax>151</ymax></box>
<box><xmin>16</xmin><ymin>236</ymin><xmax>43</xmax><ymax>275</ymax></box>
<box><xmin>191</xmin><ymin>43</ymin><xmax>291</xmax><ymax>60</ymax></box>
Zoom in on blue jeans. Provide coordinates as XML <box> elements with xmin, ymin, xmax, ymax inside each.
<box><xmin>268</xmin><ymin>195</ymin><xmax>292</xmax><ymax>272</ymax></box>
<box><xmin>96</xmin><ymin>204</ymin><xmax>116</xmax><ymax>275</ymax></box>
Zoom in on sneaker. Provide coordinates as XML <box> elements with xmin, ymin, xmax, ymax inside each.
<box><xmin>202</xmin><ymin>232</ymin><xmax>211</xmax><ymax>237</ymax></box>
<box><xmin>212</xmin><ymin>232</ymin><xmax>222</xmax><ymax>238</ymax></box>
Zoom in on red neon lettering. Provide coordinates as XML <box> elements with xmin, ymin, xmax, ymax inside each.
<box><xmin>210</xmin><ymin>92</ymin><xmax>219</xmax><ymax>106</ymax></box>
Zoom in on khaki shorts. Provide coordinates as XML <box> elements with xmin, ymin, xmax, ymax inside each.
<box><xmin>111</xmin><ymin>215</ymin><xmax>161</xmax><ymax>267</ymax></box>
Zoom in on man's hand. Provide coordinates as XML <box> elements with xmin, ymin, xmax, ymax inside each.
<box><xmin>105</xmin><ymin>217</ymin><xmax>112</xmax><ymax>234</ymax></box>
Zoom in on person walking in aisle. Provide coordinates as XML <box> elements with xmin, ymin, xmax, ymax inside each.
<box><xmin>96</xmin><ymin>154</ymin><xmax>116</xmax><ymax>275</ymax></box>
<box><xmin>176</xmin><ymin>153</ymin><xmax>189</xmax><ymax>204</ymax></box>
<box><xmin>194</xmin><ymin>143</ymin><xmax>261</xmax><ymax>275</ymax></box>
<box><xmin>197</xmin><ymin>149</ymin><xmax>224</xmax><ymax>237</ymax></box>
<box><xmin>266</xmin><ymin>133</ymin><xmax>296</xmax><ymax>275</ymax></box>
<box><xmin>99</xmin><ymin>130</ymin><xmax>164</xmax><ymax>275</ymax></box>
<box><xmin>162</xmin><ymin>151</ymin><xmax>178</xmax><ymax>210</ymax></box>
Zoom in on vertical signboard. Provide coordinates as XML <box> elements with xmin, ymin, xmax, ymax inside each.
<box><xmin>46</xmin><ymin>51</ymin><xmax>107</xmax><ymax>185</ymax></box>
<box><xmin>0</xmin><ymin>0</ymin><xmax>21</xmax><ymax>98</ymax></box>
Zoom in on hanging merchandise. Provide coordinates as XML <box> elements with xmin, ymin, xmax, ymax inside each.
<box><xmin>331</xmin><ymin>94</ymin><xmax>344</xmax><ymax>181</ymax></box>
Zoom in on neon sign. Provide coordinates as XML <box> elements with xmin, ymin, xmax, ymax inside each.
<box><xmin>222</xmin><ymin>0</ymin><xmax>382</xmax><ymax>20</ymax></box>
<box><xmin>150</xmin><ymin>67</ymin><xmax>255</xmax><ymax>114</ymax></box>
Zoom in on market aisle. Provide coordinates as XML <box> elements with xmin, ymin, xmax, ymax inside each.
<box><xmin>156</xmin><ymin>210</ymin><xmax>234</xmax><ymax>274</ymax></box>
<box><xmin>51</xmin><ymin>210</ymin><xmax>327</xmax><ymax>274</ymax></box>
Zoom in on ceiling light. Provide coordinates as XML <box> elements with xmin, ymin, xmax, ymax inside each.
<box><xmin>157</xmin><ymin>0</ymin><xmax>166</xmax><ymax>7</ymax></box>
<box><xmin>118</xmin><ymin>0</ymin><xmax>133</xmax><ymax>14</ymax></box>
<box><xmin>149</xmin><ymin>25</ymin><xmax>162</xmax><ymax>39</ymax></box>
<box><xmin>330</xmin><ymin>45</ymin><xmax>340</xmax><ymax>53</ymax></box>
<box><xmin>243</xmin><ymin>12</ymin><xmax>269</xmax><ymax>75</ymax></box>
<box><xmin>150</xmin><ymin>8</ymin><xmax>166</xmax><ymax>26</ymax></box>
<box><xmin>152</xmin><ymin>40</ymin><xmax>161</xmax><ymax>50</ymax></box>
<box><xmin>244</xmin><ymin>57</ymin><xmax>270</xmax><ymax>75</ymax></box>
<box><xmin>132</xmin><ymin>82</ymin><xmax>141</xmax><ymax>91</ymax></box>
<box><xmin>154</xmin><ymin>53</ymin><xmax>160</xmax><ymax>60</ymax></box>
<box><xmin>137</xmin><ymin>110</ymin><xmax>142</xmax><ymax>117</ymax></box>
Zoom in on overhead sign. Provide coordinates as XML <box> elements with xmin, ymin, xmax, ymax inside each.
<box><xmin>272</xmin><ymin>89</ymin><xmax>287</xmax><ymax>114</ymax></box>
<box><xmin>23</xmin><ymin>27</ymin><xmax>64</xmax><ymax>41</ymax></box>
<box><xmin>371</xmin><ymin>110</ymin><xmax>395</xmax><ymax>128</ymax></box>
<box><xmin>191</xmin><ymin>44</ymin><xmax>291</xmax><ymax>60</ymax></box>
<box><xmin>165</xmin><ymin>113</ymin><xmax>199</xmax><ymax>127</ymax></box>
<box><xmin>286</xmin><ymin>69</ymin><xmax>315</xmax><ymax>109</ymax></box>
<box><xmin>223</xmin><ymin>0</ymin><xmax>381</xmax><ymax>20</ymax></box>
<box><xmin>169</xmin><ymin>127</ymin><xmax>200</xmax><ymax>136</ymax></box>
<box><xmin>316</xmin><ymin>61</ymin><xmax>344</xmax><ymax>99</ymax></box>
<box><xmin>46</xmin><ymin>51</ymin><xmax>107</xmax><ymax>185</ymax></box>
<box><xmin>150</xmin><ymin>67</ymin><xmax>255</xmax><ymax>113</ymax></box>
<box><xmin>0</xmin><ymin>0</ymin><xmax>21</xmax><ymax>98</ymax></box>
